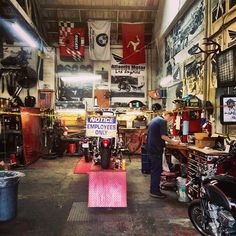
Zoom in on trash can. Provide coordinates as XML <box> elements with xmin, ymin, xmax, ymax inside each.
<box><xmin>0</xmin><ymin>171</ymin><xmax>25</xmax><ymax>221</ymax></box>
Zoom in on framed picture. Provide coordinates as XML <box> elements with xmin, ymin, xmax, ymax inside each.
<box><xmin>220</xmin><ymin>95</ymin><xmax>236</xmax><ymax>124</ymax></box>
<box><xmin>216</xmin><ymin>45</ymin><xmax>236</xmax><ymax>88</ymax></box>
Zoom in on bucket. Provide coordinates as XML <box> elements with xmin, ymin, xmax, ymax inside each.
<box><xmin>0</xmin><ymin>171</ymin><xmax>25</xmax><ymax>221</ymax></box>
<box><xmin>176</xmin><ymin>177</ymin><xmax>189</xmax><ymax>202</ymax></box>
<box><xmin>68</xmin><ymin>143</ymin><xmax>76</xmax><ymax>154</ymax></box>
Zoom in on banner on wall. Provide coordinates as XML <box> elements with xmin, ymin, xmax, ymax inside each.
<box><xmin>88</xmin><ymin>20</ymin><xmax>111</xmax><ymax>61</ymax></box>
<box><xmin>111</xmin><ymin>54</ymin><xmax>146</xmax><ymax>97</ymax></box>
<box><xmin>122</xmin><ymin>24</ymin><xmax>145</xmax><ymax>64</ymax></box>
<box><xmin>58</xmin><ymin>21</ymin><xmax>85</xmax><ymax>62</ymax></box>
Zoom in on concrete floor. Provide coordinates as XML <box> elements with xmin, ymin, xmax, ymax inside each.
<box><xmin>0</xmin><ymin>156</ymin><xmax>200</xmax><ymax>236</ymax></box>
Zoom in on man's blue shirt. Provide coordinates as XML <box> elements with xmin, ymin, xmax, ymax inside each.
<box><xmin>146</xmin><ymin>116</ymin><xmax>168</xmax><ymax>154</ymax></box>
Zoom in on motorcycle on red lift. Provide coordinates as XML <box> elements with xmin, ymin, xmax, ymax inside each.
<box><xmin>188</xmin><ymin>154</ymin><xmax>236</xmax><ymax>236</ymax></box>
<box><xmin>100</xmin><ymin>137</ymin><xmax>113</xmax><ymax>169</ymax></box>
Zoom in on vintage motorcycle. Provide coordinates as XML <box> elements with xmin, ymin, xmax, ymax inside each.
<box><xmin>188</xmin><ymin>155</ymin><xmax>236</xmax><ymax>236</ymax></box>
<box><xmin>118</xmin><ymin>80</ymin><xmax>131</xmax><ymax>92</ymax></box>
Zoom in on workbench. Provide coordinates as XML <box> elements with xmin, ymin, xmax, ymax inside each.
<box><xmin>165</xmin><ymin>144</ymin><xmax>228</xmax><ymax>200</ymax></box>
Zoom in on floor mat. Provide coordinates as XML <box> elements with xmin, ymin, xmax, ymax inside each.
<box><xmin>74</xmin><ymin>158</ymin><xmax>102</xmax><ymax>174</ymax></box>
<box><xmin>74</xmin><ymin>157</ymin><xmax>92</xmax><ymax>174</ymax></box>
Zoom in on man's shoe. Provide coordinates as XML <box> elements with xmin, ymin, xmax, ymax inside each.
<box><xmin>150</xmin><ymin>191</ymin><xmax>167</xmax><ymax>199</ymax></box>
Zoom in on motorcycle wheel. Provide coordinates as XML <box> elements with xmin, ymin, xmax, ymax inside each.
<box><xmin>101</xmin><ymin>148</ymin><xmax>110</xmax><ymax>169</ymax></box>
<box><xmin>84</xmin><ymin>149</ymin><xmax>90</xmax><ymax>162</ymax></box>
<box><xmin>188</xmin><ymin>199</ymin><xmax>211</xmax><ymax>236</ymax></box>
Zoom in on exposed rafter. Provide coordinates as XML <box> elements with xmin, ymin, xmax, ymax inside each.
<box><xmin>40</xmin><ymin>4</ymin><xmax>159</xmax><ymax>12</ymax></box>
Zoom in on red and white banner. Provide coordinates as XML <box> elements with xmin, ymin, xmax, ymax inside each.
<box><xmin>122</xmin><ymin>24</ymin><xmax>145</xmax><ymax>64</ymax></box>
<box><xmin>88</xmin><ymin>20</ymin><xmax>111</xmax><ymax>61</ymax></box>
<box><xmin>58</xmin><ymin>21</ymin><xmax>85</xmax><ymax>62</ymax></box>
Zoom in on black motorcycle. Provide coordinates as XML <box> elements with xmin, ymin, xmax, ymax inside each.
<box><xmin>188</xmin><ymin>155</ymin><xmax>236</xmax><ymax>236</ymax></box>
<box><xmin>81</xmin><ymin>137</ymin><xmax>94</xmax><ymax>162</ymax></box>
<box><xmin>118</xmin><ymin>80</ymin><xmax>131</xmax><ymax>92</ymax></box>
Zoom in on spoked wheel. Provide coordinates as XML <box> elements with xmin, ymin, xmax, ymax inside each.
<box><xmin>188</xmin><ymin>199</ymin><xmax>212</xmax><ymax>236</ymax></box>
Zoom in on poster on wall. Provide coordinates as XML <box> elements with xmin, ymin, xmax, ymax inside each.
<box><xmin>165</xmin><ymin>0</ymin><xmax>205</xmax><ymax>61</ymax></box>
<box><xmin>110</xmin><ymin>54</ymin><xmax>146</xmax><ymax>97</ymax></box>
<box><xmin>95</xmin><ymin>70</ymin><xmax>109</xmax><ymax>89</ymax></box>
<box><xmin>58</xmin><ymin>76</ymin><xmax>93</xmax><ymax>101</ymax></box>
<box><xmin>56</xmin><ymin>48</ymin><xmax>94</xmax><ymax>101</ymax></box>
<box><xmin>1</xmin><ymin>47</ymin><xmax>35</xmax><ymax>69</ymax></box>
<box><xmin>211</xmin><ymin>0</ymin><xmax>226</xmax><ymax>23</ymax></box>
<box><xmin>183</xmin><ymin>57</ymin><xmax>203</xmax><ymax>98</ymax></box>
<box><xmin>165</xmin><ymin>58</ymin><xmax>181</xmax><ymax>85</ymax></box>
<box><xmin>226</xmin><ymin>22</ymin><xmax>236</xmax><ymax>48</ymax></box>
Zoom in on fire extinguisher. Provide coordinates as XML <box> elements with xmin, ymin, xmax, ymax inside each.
<box><xmin>182</xmin><ymin>111</ymin><xmax>189</xmax><ymax>143</ymax></box>
<box><xmin>172</xmin><ymin>112</ymin><xmax>178</xmax><ymax>137</ymax></box>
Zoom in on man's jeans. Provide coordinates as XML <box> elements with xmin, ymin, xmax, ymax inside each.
<box><xmin>149</xmin><ymin>151</ymin><xmax>163</xmax><ymax>193</ymax></box>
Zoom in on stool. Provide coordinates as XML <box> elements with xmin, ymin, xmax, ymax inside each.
<box><xmin>160</xmin><ymin>171</ymin><xmax>177</xmax><ymax>191</ymax></box>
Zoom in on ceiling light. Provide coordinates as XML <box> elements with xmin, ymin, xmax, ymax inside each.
<box><xmin>12</xmin><ymin>22</ymin><xmax>37</xmax><ymax>48</ymax></box>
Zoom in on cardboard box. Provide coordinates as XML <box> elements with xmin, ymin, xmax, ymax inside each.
<box><xmin>194</xmin><ymin>132</ymin><xmax>208</xmax><ymax>140</ymax></box>
<box><xmin>195</xmin><ymin>137</ymin><xmax>216</xmax><ymax>148</ymax></box>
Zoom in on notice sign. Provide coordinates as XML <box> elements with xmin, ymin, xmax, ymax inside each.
<box><xmin>86</xmin><ymin>116</ymin><xmax>117</xmax><ymax>138</ymax></box>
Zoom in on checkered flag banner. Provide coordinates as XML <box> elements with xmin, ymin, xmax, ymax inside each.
<box><xmin>58</xmin><ymin>21</ymin><xmax>84</xmax><ymax>61</ymax></box>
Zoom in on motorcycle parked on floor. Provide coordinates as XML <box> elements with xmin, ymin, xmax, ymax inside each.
<box><xmin>188</xmin><ymin>154</ymin><xmax>236</xmax><ymax>236</ymax></box>
<box><xmin>81</xmin><ymin>137</ymin><xmax>93</xmax><ymax>162</ymax></box>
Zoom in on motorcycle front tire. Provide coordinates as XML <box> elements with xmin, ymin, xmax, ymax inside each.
<box><xmin>188</xmin><ymin>199</ymin><xmax>211</xmax><ymax>236</ymax></box>
<box><xmin>101</xmin><ymin>148</ymin><xmax>111</xmax><ymax>169</ymax></box>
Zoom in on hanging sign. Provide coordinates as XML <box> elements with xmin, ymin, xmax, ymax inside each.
<box><xmin>86</xmin><ymin>116</ymin><xmax>117</xmax><ymax>138</ymax></box>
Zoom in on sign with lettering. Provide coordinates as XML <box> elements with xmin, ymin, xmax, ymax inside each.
<box><xmin>86</xmin><ymin>116</ymin><xmax>117</xmax><ymax>137</ymax></box>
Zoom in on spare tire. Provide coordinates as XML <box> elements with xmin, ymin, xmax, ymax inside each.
<box><xmin>16</xmin><ymin>67</ymin><xmax>37</xmax><ymax>88</ymax></box>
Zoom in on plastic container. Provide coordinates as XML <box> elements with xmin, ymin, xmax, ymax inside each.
<box><xmin>68</xmin><ymin>143</ymin><xmax>76</xmax><ymax>154</ymax></box>
<box><xmin>176</xmin><ymin>177</ymin><xmax>189</xmax><ymax>202</ymax></box>
<box><xmin>0</xmin><ymin>171</ymin><xmax>25</xmax><ymax>221</ymax></box>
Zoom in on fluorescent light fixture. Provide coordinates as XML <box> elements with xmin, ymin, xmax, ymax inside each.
<box><xmin>160</xmin><ymin>75</ymin><xmax>173</xmax><ymax>87</ymax></box>
<box><xmin>12</xmin><ymin>22</ymin><xmax>37</xmax><ymax>48</ymax></box>
<box><xmin>61</xmin><ymin>73</ymin><xmax>101</xmax><ymax>82</ymax></box>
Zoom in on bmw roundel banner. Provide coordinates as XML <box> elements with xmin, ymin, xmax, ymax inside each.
<box><xmin>88</xmin><ymin>20</ymin><xmax>111</xmax><ymax>61</ymax></box>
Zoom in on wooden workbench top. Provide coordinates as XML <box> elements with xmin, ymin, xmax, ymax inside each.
<box><xmin>187</xmin><ymin>145</ymin><xmax>228</xmax><ymax>155</ymax></box>
<box><xmin>166</xmin><ymin>143</ymin><xmax>228</xmax><ymax>155</ymax></box>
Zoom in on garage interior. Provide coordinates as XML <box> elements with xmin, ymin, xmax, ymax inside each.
<box><xmin>0</xmin><ymin>0</ymin><xmax>236</xmax><ymax>235</ymax></box>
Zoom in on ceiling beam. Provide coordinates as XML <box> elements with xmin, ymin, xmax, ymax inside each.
<box><xmin>40</xmin><ymin>4</ymin><xmax>159</xmax><ymax>12</ymax></box>
<box><xmin>47</xmin><ymin>31</ymin><xmax>153</xmax><ymax>35</ymax></box>
<box><xmin>43</xmin><ymin>19</ymin><xmax>155</xmax><ymax>24</ymax></box>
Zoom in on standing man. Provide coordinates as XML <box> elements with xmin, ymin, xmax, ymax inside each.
<box><xmin>146</xmin><ymin>111</ymin><xmax>180</xmax><ymax>198</ymax></box>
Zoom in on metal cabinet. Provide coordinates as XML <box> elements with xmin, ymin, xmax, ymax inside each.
<box><xmin>187</xmin><ymin>147</ymin><xmax>227</xmax><ymax>200</ymax></box>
